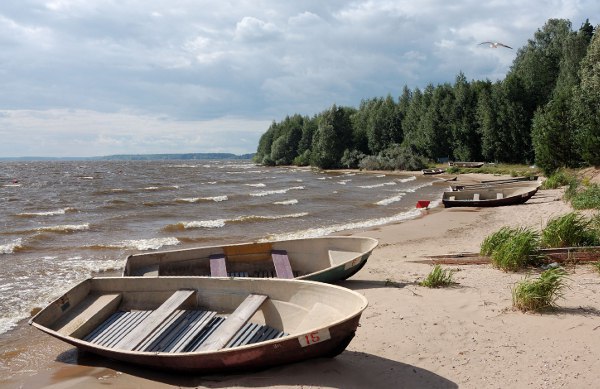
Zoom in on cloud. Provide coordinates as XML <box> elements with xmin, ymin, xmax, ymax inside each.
<box><xmin>0</xmin><ymin>0</ymin><xmax>598</xmax><ymax>157</ymax></box>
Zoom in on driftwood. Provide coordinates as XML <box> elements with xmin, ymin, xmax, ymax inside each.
<box><xmin>413</xmin><ymin>246</ymin><xmax>600</xmax><ymax>265</ymax></box>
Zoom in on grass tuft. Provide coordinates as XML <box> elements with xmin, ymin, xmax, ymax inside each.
<box><xmin>419</xmin><ymin>265</ymin><xmax>455</xmax><ymax>288</ymax></box>
<box><xmin>512</xmin><ymin>268</ymin><xmax>567</xmax><ymax>312</ymax></box>
<box><xmin>481</xmin><ymin>227</ymin><xmax>540</xmax><ymax>271</ymax></box>
<box><xmin>569</xmin><ymin>184</ymin><xmax>600</xmax><ymax>210</ymax></box>
<box><xmin>541</xmin><ymin>212</ymin><xmax>600</xmax><ymax>248</ymax></box>
<box><xmin>541</xmin><ymin>170</ymin><xmax>576</xmax><ymax>189</ymax></box>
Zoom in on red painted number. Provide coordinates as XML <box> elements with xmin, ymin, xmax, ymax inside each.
<box><xmin>304</xmin><ymin>331</ymin><xmax>320</xmax><ymax>344</ymax></box>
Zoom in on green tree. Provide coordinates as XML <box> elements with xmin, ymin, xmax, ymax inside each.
<box><xmin>573</xmin><ymin>26</ymin><xmax>600</xmax><ymax>165</ymax></box>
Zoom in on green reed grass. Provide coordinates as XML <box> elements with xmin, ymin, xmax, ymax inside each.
<box><xmin>541</xmin><ymin>212</ymin><xmax>600</xmax><ymax>248</ymax></box>
<box><xmin>480</xmin><ymin>227</ymin><xmax>521</xmax><ymax>256</ymax></box>
<box><xmin>420</xmin><ymin>265</ymin><xmax>455</xmax><ymax>288</ymax></box>
<box><xmin>512</xmin><ymin>268</ymin><xmax>567</xmax><ymax>312</ymax></box>
<box><xmin>569</xmin><ymin>184</ymin><xmax>600</xmax><ymax>210</ymax></box>
<box><xmin>541</xmin><ymin>170</ymin><xmax>576</xmax><ymax>189</ymax></box>
<box><xmin>481</xmin><ymin>227</ymin><xmax>540</xmax><ymax>271</ymax></box>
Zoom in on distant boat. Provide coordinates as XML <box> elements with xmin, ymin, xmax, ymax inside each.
<box><xmin>442</xmin><ymin>184</ymin><xmax>540</xmax><ymax>208</ymax></box>
<box><xmin>123</xmin><ymin>236</ymin><xmax>379</xmax><ymax>283</ymax></box>
<box><xmin>29</xmin><ymin>276</ymin><xmax>368</xmax><ymax>372</ymax></box>
<box><xmin>448</xmin><ymin>162</ymin><xmax>485</xmax><ymax>168</ymax></box>
<box><xmin>422</xmin><ymin>168</ymin><xmax>445</xmax><ymax>175</ymax></box>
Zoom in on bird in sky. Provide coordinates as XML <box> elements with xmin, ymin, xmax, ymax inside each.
<box><xmin>479</xmin><ymin>41</ymin><xmax>513</xmax><ymax>49</ymax></box>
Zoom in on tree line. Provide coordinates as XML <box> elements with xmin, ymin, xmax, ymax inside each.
<box><xmin>254</xmin><ymin>19</ymin><xmax>599</xmax><ymax>174</ymax></box>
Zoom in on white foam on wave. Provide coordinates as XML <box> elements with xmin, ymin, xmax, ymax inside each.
<box><xmin>177</xmin><ymin>195</ymin><xmax>228</xmax><ymax>203</ymax></box>
<box><xmin>118</xmin><ymin>237</ymin><xmax>180</xmax><ymax>250</ymax></box>
<box><xmin>403</xmin><ymin>181</ymin><xmax>434</xmax><ymax>193</ymax></box>
<box><xmin>274</xmin><ymin>199</ymin><xmax>299</xmax><ymax>205</ymax></box>
<box><xmin>0</xmin><ymin>238</ymin><xmax>22</xmax><ymax>254</ymax></box>
<box><xmin>182</xmin><ymin>219</ymin><xmax>227</xmax><ymax>229</ymax></box>
<box><xmin>398</xmin><ymin>176</ymin><xmax>416</xmax><ymax>183</ymax></box>
<box><xmin>359</xmin><ymin>181</ymin><xmax>397</xmax><ymax>189</ymax></box>
<box><xmin>3</xmin><ymin>184</ymin><xmax>21</xmax><ymax>187</ymax></box>
<box><xmin>337</xmin><ymin>180</ymin><xmax>351</xmax><ymax>185</ymax></box>
<box><xmin>37</xmin><ymin>223</ymin><xmax>90</xmax><ymax>233</ymax></box>
<box><xmin>376</xmin><ymin>193</ymin><xmax>406</xmax><ymax>206</ymax></box>
<box><xmin>177</xmin><ymin>212</ymin><xmax>309</xmax><ymax>230</ymax></box>
<box><xmin>265</xmin><ymin>208</ymin><xmax>423</xmax><ymax>241</ymax></box>
<box><xmin>246</xmin><ymin>183</ymin><xmax>266</xmax><ymax>187</ymax></box>
<box><xmin>249</xmin><ymin>186</ymin><xmax>304</xmax><ymax>197</ymax></box>
<box><xmin>18</xmin><ymin>207</ymin><xmax>75</xmax><ymax>217</ymax></box>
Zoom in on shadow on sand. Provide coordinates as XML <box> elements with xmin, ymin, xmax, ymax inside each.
<box><xmin>68</xmin><ymin>349</ymin><xmax>458</xmax><ymax>388</ymax></box>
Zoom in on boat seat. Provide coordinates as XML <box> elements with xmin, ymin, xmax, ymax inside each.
<box><xmin>271</xmin><ymin>250</ymin><xmax>294</xmax><ymax>279</ymax></box>
<box><xmin>497</xmin><ymin>193</ymin><xmax>504</xmax><ymax>199</ymax></box>
<box><xmin>53</xmin><ymin>293</ymin><xmax>123</xmax><ymax>338</ymax></box>
<box><xmin>329</xmin><ymin>250</ymin><xmax>361</xmax><ymax>267</ymax></box>
<box><xmin>197</xmin><ymin>294</ymin><xmax>268</xmax><ymax>351</ymax></box>
<box><xmin>209</xmin><ymin>254</ymin><xmax>227</xmax><ymax>277</ymax></box>
<box><xmin>113</xmin><ymin>289</ymin><xmax>196</xmax><ymax>351</ymax></box>
<box><xmin>474</xmin><ymin>193</ymin><xmax>480</xmax><ymax>201</ymax></box>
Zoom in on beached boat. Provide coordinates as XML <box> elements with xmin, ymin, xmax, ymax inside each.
<box><xmin>422</xmin><ymin>168</ymin><xmax>445</xmax><ymax>175</ymax></box>
<box><xmin>448</xmin><ymin>161</ymin><xmax>485</xmax><ymax>168</ymax></box>
<box><xmin>442</xmin><ymin>184</ymin><xmax>540</xmax><ymax>208</ymax></box>
<box><xmin>29</xmin><ymin>276</ymin><xmax>368</xmax><ymax>373</ymax></box>
<box><xmin>123</xmin><ymin>236</ymin><xmax>379</xmax><ymax>283</ymax></box>
<box><xmin>450</xmin><ymin>180</ymin><xmax>541</xmax><ymax>192</ymax></box>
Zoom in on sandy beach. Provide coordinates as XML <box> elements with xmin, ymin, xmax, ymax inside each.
<box><xmin>3</xmin><ymin>175</ymin><xmax>600</xmax><ymax>389</ymax></box>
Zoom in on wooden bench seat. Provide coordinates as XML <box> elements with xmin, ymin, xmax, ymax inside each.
<box><xmin>114</xmin><ymin>289</ymin><xmax>196</xmax><ymax>351</ymax></box>
<box><xmin>197</xmin><ymin>294</ymin><xmax>268</xmax><ymax>352</ymax></box>
<box><xmin>271</xmin><ymin>250</ymin><xmax>294</xmax><ymax>279</ymax></box>
<box><xmin>209</xmin><ymin>254</ymin><xmax>227</xmax><ymax>277</ymax></box>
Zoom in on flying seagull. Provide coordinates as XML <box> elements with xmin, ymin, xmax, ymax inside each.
<box><xmin>479</xmin><ymin>41</ymin><xmax>513</xmax><ymax>49</ymax></box>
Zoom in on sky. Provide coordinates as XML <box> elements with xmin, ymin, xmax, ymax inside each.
<box><xmin>0</xmin><ymin>1</ymin><xmax>598</xmax><ymax>158</ymax></box>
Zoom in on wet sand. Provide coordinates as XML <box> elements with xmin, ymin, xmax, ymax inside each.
<box><xmin>3</xmin><ymin>176</ymin><xmax>600</xmax><ymax>388</ymax></box>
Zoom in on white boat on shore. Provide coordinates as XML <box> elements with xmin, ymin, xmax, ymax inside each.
<box><xmin>123</xmin><ymin>236</ymin><xmax>379</xmax><ymax>283</ymax></box>
<box><xmin>29</xmin><ymin>276</ymin><xmax>368</xmax><ymax>373</ymax></box>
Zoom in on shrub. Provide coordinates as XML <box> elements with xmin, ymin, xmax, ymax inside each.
<box><xmin>419</xmin><ymin>265</ymin><xmax>455</xmax><ymax>288</ymax></box>
<box><xmin>512</xmin><ymin>268</ymin><xmax>567</xmax><ymax>312</ymax></box>
<box><xmin>569</xmin><ymin>184</ymin><xmax>600</xmax><ymax>210</ymax></box>
<box><xmin>487</xmin><ymin>228</ymin><xmax>540</xmax><ymax>271</ymax></box>
<box><xmin>541</xmin><ymin>212</ymin><xmax>600</xmax><ymax>247</ymax></box>
<box><xmin>541</xmin><ymin>170</ymin><xmax>576</xmax><ymax>189</ymax></box>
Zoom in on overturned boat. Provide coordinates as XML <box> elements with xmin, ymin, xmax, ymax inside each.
<box><xmin>123</xmin><ymin>236</ymin><xmax>379</xmax><ymax>283</ymax></box>
<box><xmin>29</xmin><ymin>276</ymin><xmax>368</xmax><ymax>373</ymax></box>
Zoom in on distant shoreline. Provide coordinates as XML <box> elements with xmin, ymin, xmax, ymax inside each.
<box><xmin>0</xmin><ymin>152</ymin><xmax>255</xmax><ymax>162</ymax></box>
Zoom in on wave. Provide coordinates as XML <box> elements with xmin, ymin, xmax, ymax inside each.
<box><xmin>164</xmin><ymin>212</ymin><xmax>309</xmax><ymax>231</ymax></box>
<box><xmin>398</xmin><ymin>176</ymin><xmax>416</xmax><ymax>183</ymax></box>
<box><xmin>376</xmin><ymin>193</ymin><xmax>406</xmax><ymax>206</ymax></box>
<box><xmin>274</xmin><ymin>199</ymin><xmax>299</xmax><ymax>205</ymax></box>
<box><xmin>142</xmin><ymin>185</ymin><xmax>180</xmax><ymax>191</ymax></box>
<box><xmin>337</xmin><ymin>180</ymin><xmax>351</xmax><ymax>185</ymax></box>
<box><xmin>245</xmin><ymin>183</ymin><xmax>266</xmax><ymax>187</ymax></box>
<box><xmin>36</xmin><ymin>223</ymin><xmax>90</xmax><ymax>233</ymax></box>
<box><xmin>358</xmin><ymin>181</ymin><xmax>397</xmax><ymax>189</ymax></box>
<box><xmin>265</xmin><ymin>208</ymin><xmax>424</xmax><ymax>241</ymax></box>
<box><xmin>249</xmin><ymin>186</ymin><xmax>304</xmax><ymax>197</ymax></box>
<box><xmin>176</xmin><ymin>195</ymin><xmax>228</xmax><ymax>203</ymax></box>
<box><xmin>0</xmin><ymin>238</ymin><xmax>23</xmax><ymax>254</ymax></box>
<box><xmin>88</xmin><ymin>237</ymin><xmax>180</xmax><ymax>251</ymax></box>
<box><xmin>17</xmin><ymin>207</ymin><xmax>77</xmax><ymax>217</ymax></box>
<box><xmin>2</xmin><ymin>184</ymin><xmax>21</xmax><ymax>187</ymax></box>
<box><xmin>404</xmin><ymin>181</ymin><xmax>434</xmax><ymax>193</ymax></box>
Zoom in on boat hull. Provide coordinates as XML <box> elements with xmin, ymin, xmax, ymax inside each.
<box><xmin>123</xmin><ymin>236</ymin><xmax>378</xmax><ymax>283</ymax></box>
<box><xmin>30</xmin><ymin>277</ymin><xmax>368</xmax><ymax>373</ymax></box>
<box><xmin>442</xmin><ymin>186</ymin><xmax>539</xmax><ymax>208</ymax></box>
